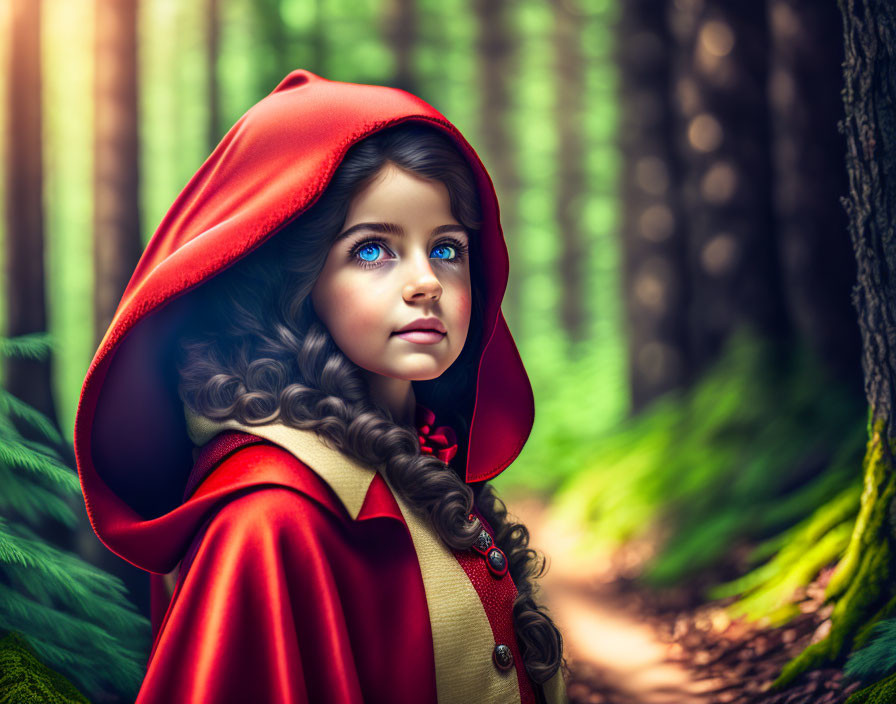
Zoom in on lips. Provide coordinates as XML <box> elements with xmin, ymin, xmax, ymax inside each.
<box><xmin>393</xmin><ymin>318</ymin><xmax>447</xmax><ymax>335</ymax></box>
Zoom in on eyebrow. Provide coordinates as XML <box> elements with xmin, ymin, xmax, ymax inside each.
<box><xmin>335</xmin><ymin>222</ymin><xmax>468</xmax><ymax>242</ymax></box>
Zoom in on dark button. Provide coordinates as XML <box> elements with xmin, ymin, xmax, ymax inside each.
<box><xmin>486</xmin><ymin>547</ymin><xmax>508</xmax><ymax>578</ymax></box>
<box><xmin>493</xmin><ymin>644</ymin><xmax>514</xmax><ymax>671</ymax></box>
<box><xmin>475</xmin><ymin>530</ymin><xmax>493</xmax><ymax>551</ymax></box>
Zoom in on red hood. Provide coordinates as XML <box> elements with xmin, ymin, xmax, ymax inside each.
<box><xmin>74</xmin><ymin>70</ymin><xmax>534</xmax><ymax>572</ymax></box>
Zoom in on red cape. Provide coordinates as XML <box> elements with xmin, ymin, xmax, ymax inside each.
<box><xmin>138</xmin><ymin>431</ymin><xmax>538</xmax><ymax>703</ymax></box>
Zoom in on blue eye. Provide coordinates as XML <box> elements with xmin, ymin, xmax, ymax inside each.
<box><xmin>431</xmin><ymin>244</ymin><xmax>457</xmax><ymax>260</ymax></box>
<box><xmin>358</xmin><ymin>244</ymin><xmax>383</xmax><ymax>262</ymax></box>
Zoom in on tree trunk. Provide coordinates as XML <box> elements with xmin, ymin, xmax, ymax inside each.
<box><xmin>618</xmin><ymin>0</ymin><xmax>690</xmax><ymax>411</ymax></box>
<box><xmin>309</xmin><ymin>0</ymin><xmax>326</xmax><ymax>77</ymax></box>
<box><xmin>473</xmin><ymin>0</ymin><xmax>522</xmax><ymax>332</ymax></box>
<box><xmin>384</xmin><ymin>0</ymin><xmax>418</xmax><ymax>94</ymax></box>
<box><xmin>4</xmin><ymin>0</ymin><xmax>57</xmax><ymax>425</ymax></box>
<box><xmin>776</xmin><ymin>0</ymin><xmax>896</xmax><ymax>686</ymax></box>
<box><xmin>552</xmin><ymin>0</ymin><xmax>588</xmax><ymax>347</ymax></box>
<box><xmin>669</xmin><ymin>0</ymin><xmax>788</xmax><ymax>371</ymax></box>
<box><xmin>254</xmin><ymin>0</ymin><xmax>288</xmax><ymax>95</ymax></box>
<box><xmin>94</xmin><ymin>0</ymin><xmax>142</xmax><ymax>346</ymax></box>
<box><xmin>92</xmin><ymin>0</ymin><xmax>148</xmax><ymax>622</ymax></box>
<box><xmin>206</xmin><ymin>0</ymin><xmax>221</xmax><ymax>153</ymax></box>
<box><xmin>768</xmin><ymin>0</ymin><xmax>860</xmax><ymax>387</ymax></box>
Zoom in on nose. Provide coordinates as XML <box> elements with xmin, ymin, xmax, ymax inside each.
<box><xmin>402</xmin><ymin>254</ymin><xmax>442</xmax><ymax>303</ymax></box>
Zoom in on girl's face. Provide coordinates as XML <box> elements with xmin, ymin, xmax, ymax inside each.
<box><xmin>311</xmin><ymin>163</ymin><xmax>472</xmax><ymax>386</ymax></box>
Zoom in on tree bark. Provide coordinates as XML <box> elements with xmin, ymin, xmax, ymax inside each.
<box><xmin>669</xmin><ymin>0</ymin><xmax>788</xmax><ymax>371</ymax></box>
<box><xmin>618</xmin><ymin>0</ymin><xmax>691</xmax><ymax>411</ymax></box>
<box><xmin>384</xmin><ymin>0</ymin><xmax>418</xmax><ymax>94</ymax></box>
<box><xmin>768</xmin><ymin>0</ymin><xmax>861</xmax><ymax>387</ymax></box>
<box><xmin>94</xmin><ymin>0</ymin><xmax>142</xmax><ymax>346</ymax></box>
<box><xmin>776</xmin><ymin>0</ymin><xmax>896</xmax><ymax>686</ymax></box>
<box><xmin>473</xmin><ymin>0</ymin><xmax>522</xmax><ymax>332</ymax></box>
<box><xmin>3</xmin><ymin>0</ymin><xmax>57</xmax><ymax>425</ymax></box>
<box><xmin>552</xmin><ymin>0</ymin><xmax>588</xmax><ymax>347</ymax></box>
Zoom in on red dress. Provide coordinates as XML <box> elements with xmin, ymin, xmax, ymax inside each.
<box><xmin>138</xmin><ymin>409</ymin><xmax>542</xmax><ymax>703</ymax></box>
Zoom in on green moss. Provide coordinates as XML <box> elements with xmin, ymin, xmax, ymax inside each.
<box><xmin>0</xmin><ymin>632</ymin><xmax>89</xmax><ymax>704</ymax></box>
<box><xmin>827</xmin><ymin>424</ymin><xmax>896</xmax><ymax>600</ymax></box>
<box><xmin>854</xmin><ymin>595</ymin><xmax>896</xmax><ymax>650</ymax></box>
<box><xmin>846</xmin><ymin>672</ymin><xmax>896</xmax><ymax>704</ymax></box>
<box><xmin>724</xmin><ymin>518</ymin><xmax>854</xmax><ymax>627</ymax></box>
<box><xmin>775</xmin><ymin>422</ymin><xmax>896</xmax><ymax>689</ymax></box>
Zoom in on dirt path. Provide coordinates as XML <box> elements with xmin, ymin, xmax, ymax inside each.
<box><xmin>510</xmin><ymin>496</ymin><xmax>707</xmax><ymax>704</ymax></box>
<box><xmin>507</xmin><ymin>493</ymin><xmax>859</xmax><ymax>704</ymax></box>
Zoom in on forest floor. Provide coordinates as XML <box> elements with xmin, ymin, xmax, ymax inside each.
<box><xmin>508</xmin><ymin>493</ymin><xmax>865</xmax><ymax>704</ymax></box>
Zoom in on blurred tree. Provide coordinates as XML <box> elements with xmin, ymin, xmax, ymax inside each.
<box><xmin>617</xmin><ymin>0</ymin><xmax>690</xmax><ymax>411</ymax></box>
<box><xmin>309</xmin><ymin>0</ymin><xmax>326</xmax><ymax>76</ymax></box>
<box><xmin>206</xmin><ymin>0</ymin><xmax>221</xmax><ymax>151</ymax></box>
<box><xmin>94</xmin><ymin>0</ymin><xmax>142</xmax><ymax>345</ymax></box>
<box><xmin>668</xmin><ymin>0</ymin><xmax>787</xmax><ymax>372</ymax></box>
<box><xmin>473</xmin><ymin>0</ymin><xmax>521</xmax><ymax>329</ymax></box>
<box><xmin>768</xmin><ymin>0</ymin><xmax>860</xmax><ymax>386</ymax></box>
<box><xmin>254</xmin><ymin>0</ymin><xmax>289</xmax><ymax>95</ymax></box>
<box><xmin>93</xmin><ymin>0</ymin><xmax>149</xmax><ymax>624</ymax></box>
<box><xmin>777</xmin><ymin>0</ymin><xmax>896</xmax><ymax>686</ymax></box>
<box><xmin>383</xmin><ymin>0</ymin><xmax>419</xmax><ymax>94</ymax></box>
<box><xmin>551</xmin><ymin>0</ymin><xmax>588</xmax><ymax>347</ymax></box>
<box><xmin>4</xmin><ymin>0</ymin><xmax>56</xmax><ymax>426</ymax></box>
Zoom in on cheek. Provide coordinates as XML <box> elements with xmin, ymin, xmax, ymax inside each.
<box><xmin>320</xmin><ymin>277</ymin><xmax>386</xmax><ymax>340</ymax></box>
<box><xmin>455</xmin><ymin>292</ymin><xmax>472</xmax><ymax>326</ymax></box>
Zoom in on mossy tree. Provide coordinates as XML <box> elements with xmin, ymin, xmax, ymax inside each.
<box><xmin>776</xmin><ymin>0</ymin><xmax>896</xmax><ymax>687</ymax></box>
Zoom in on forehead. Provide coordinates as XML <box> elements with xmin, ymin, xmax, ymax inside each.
<box><xmin>342</xmin><ymin>163</ymin><xmax>458</xmax><ymax>226</ymax></box>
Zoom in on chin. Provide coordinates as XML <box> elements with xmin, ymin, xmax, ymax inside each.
<box><xmin>395</xmin><ymin>364</ymin><xmax>451</xmax><ymax>382</ymax></box>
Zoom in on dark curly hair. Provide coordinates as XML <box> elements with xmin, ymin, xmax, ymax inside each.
<box><xmin>177</xmin><ymin>122</ymin><xmax>564</xmax><ymax>684</ymax></box>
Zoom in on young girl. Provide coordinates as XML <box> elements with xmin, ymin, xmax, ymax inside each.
<box><xmin>75</xmin><ymin>70</ymin><xmax>566</xmax><ymax>703</ymax></box>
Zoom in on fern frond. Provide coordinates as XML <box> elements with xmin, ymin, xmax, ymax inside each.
<box><xmin>0</xmin><ymin>438</ymin><xmax>80</xmax><ymax>493</ymax></box>
<box><xmin>0</xmin><ymin>390</ymin><xmax>63</xmax><ymax>445</ymax></box>
<box><xmin>0</xmin><ymin>466</ymin><xmax>78</xmax><ymax>527</ymax></box>
<box><xmin>846</xmin><ymin>619</ymin><xmax>896</xmax><ymax>681</ymax></box>
<box><xmin>0</xmin><ymin>521</ymin><xmax>132</xmax><ymax>603</ymax></box>
<box><xmin>16</xmin><ymin>436</ymin><xmax>64</xmax><ymax>462</ymax></box>
<box><xmin>0</xmin><ymin>334</ymin><xmax>54</xmax><ymax>360</ymax></box>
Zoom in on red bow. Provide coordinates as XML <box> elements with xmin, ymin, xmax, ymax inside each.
<box><xmin>415</xmin><ymin>404</ymin><xmax>458</xmax><ymax>464</ymax></box>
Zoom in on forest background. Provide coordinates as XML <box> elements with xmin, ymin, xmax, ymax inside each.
<box><xmin>3</xmin><ymin>0</ymin><xmax>896</xmax><ymax>703</ymax></box>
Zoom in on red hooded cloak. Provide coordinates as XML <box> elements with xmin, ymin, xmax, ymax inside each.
<box><xmin>74</xmin><ymin>70</ymin><xmax>566</xmax><ymax>703</ymax></box>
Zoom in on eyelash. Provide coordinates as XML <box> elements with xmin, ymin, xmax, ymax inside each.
<box><xmin>349</xmin><ymin>237</ymin><xmax>470</xmax><ymax>270</ymax></box>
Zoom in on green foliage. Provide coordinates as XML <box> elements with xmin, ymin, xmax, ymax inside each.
<box><xmin>552</xmin><ymin>331</ymin><xmax>865</xmax><ymax>587</ymax></box>
<box><xmin>710</xmin><ymin>484</ymin><xmax>860</xmax><ymax>627</ymax></box>
<box><xmin>776</xmin><ymin>424</ymin><xmax>896</xmax><ymax>687</ymax></box>
<box><xmin>0</xmin><ymin>632</ymin><xmax>88</xmax><ymax>704</ymax></box>
<box><xmin>846</xmin><ymin>672</ymin><xmax>896</xmax><ymax>704</ymax></box>
<box><xmin>496</xmin><ymin>337</ymin><xmax>627</xmax><ymax>494</ymax></box>
<box><xmin>845</xmin><ymin>619</ymin><xmax>896</xmax><ymax>682</ymax></box>
<box><xmin>0</xmin><ymin>335</ymin><xmax>150</xmax><ymax>701</ymax></box>
<box><xmin>0</xmin><ymin>334</ymin><xmax>54</xmax><ymax>361</ymax></box>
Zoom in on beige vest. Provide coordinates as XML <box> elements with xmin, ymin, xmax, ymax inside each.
<box><xmin>185</xmin><ymin>409</ymin><xmax>567</xmax><ymax>704</ymax></box>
